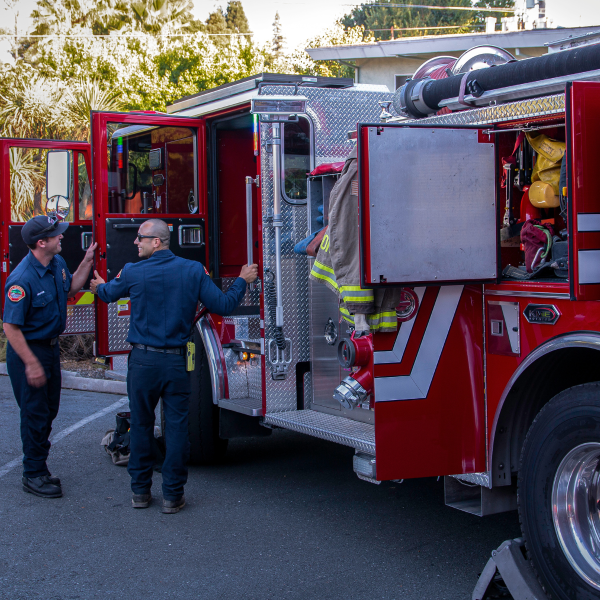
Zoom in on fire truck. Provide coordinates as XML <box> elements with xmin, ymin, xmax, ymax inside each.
<box><xmin>11</xmin><ymin>38</ymin><xmax>600</xmax><ymax>599</ymax></box>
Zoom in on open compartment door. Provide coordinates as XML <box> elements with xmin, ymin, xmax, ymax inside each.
<box><xmin>358</xmin><ymin>124</ymin><xmax>497</xmax><ymax>287</ymax></box>
<box><xmin>568</xmin><ymin>81</ymin><xmax>600</xmax><ymax>301</ymax></box>
<box><xmin>91</xmin><ymin>111</ymin><xmax>206</xmax><ymax>357</ymax></box>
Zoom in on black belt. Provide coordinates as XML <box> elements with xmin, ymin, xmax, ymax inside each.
<box><xmin>132</xmin><ymin>344</ymin><xmax>185</xmax><ymax>355</ymax></box>
<box><xmin>28</xmin><ymin>337</ymin><xmax>59</xmax><ymax>346</ymax></box>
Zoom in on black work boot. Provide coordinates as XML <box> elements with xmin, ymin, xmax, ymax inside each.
<box><xmin>45</xmin><ymin>474</ymin><xmax>61</xmax><ymax>486</ymax></box>
<box><xmin>162</xmin><ymin>495</ymin><xmax>185</xmax><ymax>514</ymax></box>
<box><xmin>22</xmin><ymin>476</ymin><xmax>62</xmax><ymax>498</ymax></box>
<box><xmin>132</xmin><ymin>492</ymin><xmax>152</xmax><ymax>509</ymax></box>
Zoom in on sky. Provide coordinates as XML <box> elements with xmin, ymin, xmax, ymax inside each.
<box><xmin>0</xmin><ymin>0</ymin><xmax>599</xmax><ymax>57</ymax></box>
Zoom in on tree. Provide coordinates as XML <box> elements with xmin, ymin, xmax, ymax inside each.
<box><xmin>271</xmin><ymin>11</ymin><xmax>285</xmax><ymax>59</ymax></box>
<box><xmin>473</xmin><ymin>0</ymin><xmax>514</xmax><ymax>30</ymax></box>
<box><xmin>342</xmin><ymin>0</ymin><xmax>478</xmax><ymax>40</ymax></box>
<box><xmin>225</xmin><ymin>1</ymin><xmax>250</xmax><ymax>34</ymax></box>
<box><xmin>130</xmin><ymin>0</ymin><xmax>195</xmax><ymax>34</ymax></box>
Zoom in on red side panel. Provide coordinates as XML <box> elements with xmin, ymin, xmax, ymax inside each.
<box><xmin>216</xmin><ymin>128</ymin><xmax>257</xmax><ymax>277</ymax></box>
<box><xmin>570</xmin><ymin>82</ymin><xmax>600</xmax><ymax>301</ymax></box>
<box><xmin>374</xmin><ymin>285</ymin><xmax>485</xmax><ymax>480</ymax></box>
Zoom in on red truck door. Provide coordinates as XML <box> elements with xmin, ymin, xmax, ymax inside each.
<box><xmin>357</xmin><ymin>123</ymin><xmax>496</xmax><ymax>479</ymax></box>
<box><xmin>0</xmin><ymin>138</ymin><xmax>94</xmax><ymax>334</ymax></box>
<box><xmin>568</xmin><ymin>81</ymin><xmax>600</xmax><ymax>301</ymax></box>
<box><xmin>90</xmin><ymin>111</ymin><xmax>207</xmax><ymax>357</ymax></box>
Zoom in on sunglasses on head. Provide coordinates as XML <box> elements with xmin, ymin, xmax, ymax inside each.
<box><xmin>38</xmin><ymin>217</ymin><xmax>59</xmax><ymax>236</ymax></box>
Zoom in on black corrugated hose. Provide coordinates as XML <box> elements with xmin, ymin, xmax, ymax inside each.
<box><xmin>264</xmin><ymin>272</ymin><xmax>286</xmax><ymax>350</ymax></box>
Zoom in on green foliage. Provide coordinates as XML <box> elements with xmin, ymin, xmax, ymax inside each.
<box><xmin>226</xmin><ymin>1</ymin><xmax>250</xmax><ymax>33</ymax></box>
<box><xmin>342</xmin><ymin>0</ymin><xmax>481</xmax><ymax>40</ymax></box>
<box><xmin>0</xmin><ymin>0</ymin><xmax>388</xmax><ymax>142</ymax></box>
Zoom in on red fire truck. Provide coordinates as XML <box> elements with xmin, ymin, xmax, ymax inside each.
<box><xmin>19</xmin><ymin>40</ymin><xmax>600</xmax><ymax>599</ymax></box>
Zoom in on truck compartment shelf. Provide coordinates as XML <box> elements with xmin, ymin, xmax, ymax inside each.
<box><xmin>264</xmin><ymin>410</ymin><xmax>375</xmax><ymax>454</ymax></box>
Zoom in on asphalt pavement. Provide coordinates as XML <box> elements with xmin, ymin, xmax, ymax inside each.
<box><xmin>0</xmin><ymin>375</ymin><xmax>521</xmax><ymax>600</ymax></box>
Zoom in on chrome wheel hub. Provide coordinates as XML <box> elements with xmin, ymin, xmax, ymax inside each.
<box><xmin>552</xmin><ymin>442</ymin><xmax>600</xmax><ymax>590</ymax></box>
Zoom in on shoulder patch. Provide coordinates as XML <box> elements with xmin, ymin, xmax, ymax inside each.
<box><xmin>116</xmin><ymin>269</ymin><xmax>122</xmax><ymax>279</ymax></box>
<box><xmin>8</xmin><ymin>285</ymin><xmax>25</xmax><ymax>302</ymax></box>
<box><xmin>203</xmin><ymin>266</ymin><xmax>209</xmax><ymax>276</ymax></box>
<box><xmin>62</xmin><ymin>268</ymin><xmax>66</xmax><ymax>282</ymax></box>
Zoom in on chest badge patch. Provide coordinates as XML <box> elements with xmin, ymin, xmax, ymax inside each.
<box><xmin>8</xmin><ymin>285</ymin><xmax>25</xmax><ymax>302</ymax></box>
<box><xmin>62</xmin><ymin>268</ymin><xmax>66</xmax><ymax>282</ymax></box>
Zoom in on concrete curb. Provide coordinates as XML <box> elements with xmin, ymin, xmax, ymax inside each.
<box><xmin>0</xmin><ymin>363</ymin><xmax>127</xmax><ymax>395</ymax></box>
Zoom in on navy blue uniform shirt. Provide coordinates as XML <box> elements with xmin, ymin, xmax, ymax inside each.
<box><xmin>3</xmin><ymin>252</ymin><xmax>73</xmax><ymax>340</ymax></box>
<box><xmin>97</xmin><ymin>250</ymin><xmax>246</xmax><ymax>348</ymax></box>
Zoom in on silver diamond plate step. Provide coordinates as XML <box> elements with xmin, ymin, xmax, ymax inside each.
<box><xmin>218</xmin><ymin>397</ymin><xmax>263</xmax><ymax>417</ymax></box>
<box><xmin>264</xmin><ymin>410</ymin><xmax>375</xmax><ymax>454</ymax></box>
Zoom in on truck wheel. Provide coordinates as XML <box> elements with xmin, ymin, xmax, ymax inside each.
<box><xmin>187</xmin><ymin>327</ymin><xmax>228</xmax><ymax>464</ymax></box>
<box><xmin>518</xmin><ymin>383</ymin><xmax>600</xmax><ymax>600</ymax></box>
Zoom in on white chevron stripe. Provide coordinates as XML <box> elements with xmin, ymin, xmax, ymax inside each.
<box><xmin>374</xmin><ymin>286</ymin><xmax>464</xmax><ymax>402</ymax></box>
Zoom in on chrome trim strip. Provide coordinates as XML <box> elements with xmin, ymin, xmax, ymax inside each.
<box><xmin>197</xmin><ymin>317</ymin><xmax>225</xmax><ymax>405</ymax></box>
<box><xmin>578</xmin><ymin>250</ymin><xmax>600</xmax><ymax>284</ymax></box>
<box><xmin>485</xmin><ymin>289</ymin><xmax>570</xmax><ymax>300</ymax></box>
<box><xmin>489</xmin><ymin>333</ymin><xmax>600</xmax><ymax>473</ymax></box>
<box><xmin>577</xmin><ymin>213</ymin><xmax>600</xmax><ymax>232</ymax></box>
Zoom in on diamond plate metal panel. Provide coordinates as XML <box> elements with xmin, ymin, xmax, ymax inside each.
<box><xmin>231</xmin><ymin>316</ymin><xmax>260</xmax><ymax>341</ymax></box>
<box><xmin>399</xmin><ymin>94</ymin><xmax>564</xmax><ymax>128</ymax></box>
<box><xmin>450</xmin><ymin>471</ymin><xmax>491</xmax><ymax>489</ymax></box>
<box><xmin>64</xmin><ymin>305</ymin><xmax>95</xmax><ymax>335</ymax></box>
<box><xmin>264</xmin><ymin>409</ymin><xmax>375</xmax><ymax>454</ymax></box>
<box><xmin>224</xmin><ymin>347</ymin><xmax>249</xmax><ymax>399</ymax></box>
<box><xmin>221</xmin><ymin>276</ymin><xmax>261</xmax><ymax>307</ymax></box>
<box><xmin>107</xmin><ymin>300</ymin><xmax>132</xmax><ymax>353</ymax></box>
<box><xmin>261</xmin><ymin>84</ymin><xmax>391</xmax><ymax>414</ymax></box>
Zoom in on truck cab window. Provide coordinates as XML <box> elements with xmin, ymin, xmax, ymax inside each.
<box><xmin>77</xmin><ymin>152</ymin><xmax>92</xmax><ymax>220</ymax></box>
<box><xmin>107</xmin><ymin>123</ymin><xmax>196</xmax><ymax>215</ymax></box>
<box><xmin>282</xmin><ymin>117</ymin><xmax>311</xmax><ymax>203</ymax></box>
<box><xmin>10</xmin><ymin>147</ymin><xmax>74</xmax><ymax>222</ymax></box>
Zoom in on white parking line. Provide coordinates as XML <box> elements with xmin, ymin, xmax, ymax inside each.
<box><xmin>0</xmin><ymin>397</ymin><xmax>128</xmax><ymax>479</ymax></box>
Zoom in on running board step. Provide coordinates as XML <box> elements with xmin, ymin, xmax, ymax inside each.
<box><xmin>264</xmin><ymin>410</ymin><xmax>375</xmax><ymax>454</ymax></box>
<box><xmin>218</xmin><ymin>397</ymin><xmax>262</xmax><ymax>417</ymax></box>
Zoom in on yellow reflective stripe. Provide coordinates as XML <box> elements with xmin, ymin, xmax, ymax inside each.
<box><xmin>339</xmin><ymin>285</ymin><xmax>374</xmax><ymax>303</ymax></box>
<box><xmin>313</xmin><ymin>260</ymin><xmax>335</xmax><ymax>275</ymax></box>
<box><xmin>76</xmin><ymin>292</ymin><xmax>95</xmax><ymax>305</ymax></box>
<box><xmin>310</xmin><ymin>260</ymin><xmax>339</xmax><ymax>291</ymax></box>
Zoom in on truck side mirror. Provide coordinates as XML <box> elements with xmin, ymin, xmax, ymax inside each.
<box><xmin>45</xmin><ymin>150</ymin><xmax>71</xmax><ymax>219</ymax></box>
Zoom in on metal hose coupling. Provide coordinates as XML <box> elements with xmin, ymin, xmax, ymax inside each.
<box><xmin>334</xmin><ymin>375</ymin><xmax>370</xmax><ymax>410</ymax></box>
<box><xmin>333</xmin><ymin>331</ymin><xmax>374</xmax><ymax>410</ymax></box>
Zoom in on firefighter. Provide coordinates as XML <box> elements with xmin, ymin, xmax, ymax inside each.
<box><xmin>3</xmin><ymin>215</ymin><xmax>97</xmax><ymax>498</ymax></box>
<box><xmin>90</xmin><ymin>219</ymin><xmax>257</xmax><ymax>514</ymax></box>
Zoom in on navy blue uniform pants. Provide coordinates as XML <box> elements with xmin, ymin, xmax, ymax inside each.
<box><xmin>127</xmin><ymin>347</ymin><xmax>190</xmax><ymax>500</ymax></box>
<box><xmin>7</xmin><ymin>342</ymin><xmax>61</xmax><ymax>479</ymax></box>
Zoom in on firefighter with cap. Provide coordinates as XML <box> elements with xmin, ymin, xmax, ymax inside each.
<box><xmin>90</xmin><ymin>219</ymin><xmax>257</xmax><ymax>514</ymax></box>
<box><xmin>3</xmin><ymin>215</ymin><xmax>97</xmax><ymax>498</ymax></box>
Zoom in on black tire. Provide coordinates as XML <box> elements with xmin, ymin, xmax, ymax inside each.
<box><xmin>187</xmin><ymin>327</ymin><xmax>228</xmax><ymax>465</ymax></box>
<box><xmin>518</xmin><ymin>382</ymin><xmax>600</xmax><ymax>600</ymax></box>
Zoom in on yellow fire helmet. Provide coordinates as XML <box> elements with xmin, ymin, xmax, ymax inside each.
<box><xmin>529</xmin><ymin>180</ymin><xmax>560</xmax><ymax>208</ymax></box>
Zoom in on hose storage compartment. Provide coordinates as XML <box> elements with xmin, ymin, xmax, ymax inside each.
<box><xmin>396</xmin><ymin>43</ymin><xmax>600</xmax><ymax>119</ymax></box>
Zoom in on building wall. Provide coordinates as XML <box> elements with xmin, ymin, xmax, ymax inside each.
<box><xmin>355</xmin><ymin>46</ymin><xmax>548</xmax><ymax>90</ymax></box>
